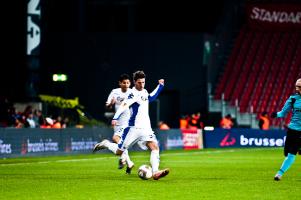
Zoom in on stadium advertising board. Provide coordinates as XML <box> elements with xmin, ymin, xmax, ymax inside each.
<box><xmin>181</xmin><ymin>129</ymin><xmax>203</xmax><ymax>150</ymax></box>
<box><xmin>157</xmin><ymin>129</ymin><xmax>203</xmax><ymax>150</ymax></box>
<box><xmin>0</xmin><ymin>127</ymin><xmax>245</xmax><ymax>158</ymax></box>
<box><xmin>0</xmin><ymin>128</ymin><xmax>111</xmax><ymax>158</ymax></box>
<box><xmin>0</xmin><ymin>128</ymin><xmax>174</xmax><ymax>157</ymax></box>
<box><xmin>204</xmin><ymin>128</ymin><xmax>286</xmax><ymax>148</ymax></box>
<box><xmin>161</xmin><ymin>129</ymin><xmax>183</xmax><ymax>150</ymax></box>
<box><xmin>0</xmin><ymin>139</ymin><xmax>12</xmax><ymax>154</ymax></box>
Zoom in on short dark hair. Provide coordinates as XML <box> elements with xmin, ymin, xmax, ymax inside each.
<box><xmin>119</xmin><ymin>74</ymin><xmax>130</xmax><ymax>82</ymax></box>
<box><xmin>133</xmin><ymin>70</ymin><xmax>146</xmax><ymax>82</ymax></box>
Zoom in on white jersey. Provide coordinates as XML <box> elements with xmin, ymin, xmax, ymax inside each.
<box><xmin>106</xmin><ymin>88</ymin><xmax>132</xmax><ymax>128</ymax></box>
<box><xmin>113</xmin><ymin>84</ymin><xmax>164</xmax><ymax>129</ymax></box>
<box><xmin>128</xmin><ymin>87</ymin><xmax>152</xmax><ymax>129</ymax></box>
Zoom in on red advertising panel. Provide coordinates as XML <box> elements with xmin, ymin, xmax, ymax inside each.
<box><xmin>181</xmin><ymin>129</ymin><xmax>203</xmax><ymax>150</ymax></box>
<box><xmin>246</xmin><ymin>3</ymin><xmax>301</xmax><ymax>30</ymax></box>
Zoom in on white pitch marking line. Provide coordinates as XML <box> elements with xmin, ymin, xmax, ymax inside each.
<box><xmin>0</xmin><ymin>148</ymin><xmax>277</xmax><ymax>166</ymax></box>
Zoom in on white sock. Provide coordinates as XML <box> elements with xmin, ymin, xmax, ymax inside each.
<box><xmin>121</xmin><ymin>150</ymin><xmax>134</xmax><ymax>167</ymax></box>
<box><xmin>106</xmin><ymin>142</ymin><xmax>118</xmax><ymax>154</ymax></box>
<box><xmin>150</xmin><ymin>150</ymin><xmax>160</xmax><ymax>173</ymax></box>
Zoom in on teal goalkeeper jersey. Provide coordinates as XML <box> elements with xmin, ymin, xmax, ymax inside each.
<box><xmin>277</xmin><ymin>94</ymin><xmax>301</xmax><ymax>131</ymax></box>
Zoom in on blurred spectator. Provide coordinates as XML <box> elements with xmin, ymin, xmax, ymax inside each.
<box><xmin>158</xmin><ymin>121</ymin><xmax>170</xmax><ymax>130</ymax></box>
<box><xmin>258</xmin><ymin>112</ymin><xmax>270</xmax><ymax>130</ymax></box>
<box><xmin>179</xmin><ymin>115</ymin><xmax>189</xmax><ymax>129</ymax></box>
<box><xmin>52</xmin><ymin>116</ymin><xmax>63</xmax><ymax>129</ymax></box>
<box><xmin>24</xmin><ymin>112</ymin><xmax>37</xmax><ymax>128</ymax></box>
<box><xmin>23</xmin><ymin>105</ymin><xmax>33</xmax><ymax>118</ymax></box>
<box><xmin>40</xmin><ymin>117</ymin><xmax>53</xmax><ymax>128</ymax></box>
<box><xmin>7</xmin><ymin>105</ymin><xmax>18</xmax><ymax>127</ymax></box>
<box><xmin>188</xmin><ymin>112</ymin><xmax>204</xmax><ymax>130</ymax></box>
<box><xmin>33</xmin><ymin>110</ymin><xmax>45</xmax><ymax>127</ymax></box>
<box><xmin>62</xmin><ymin>117</ymin><xmax>69</xmax><ymax>128</ymax></box>
<box><xmin>15</xmin><ymin>115</ymin><xmax>24</xmax><ymax>128</ymax></box>
<box><xmin>220</xmin><ymin>114</ymin><xmax>234</xmax><ymax>129</ymax></box>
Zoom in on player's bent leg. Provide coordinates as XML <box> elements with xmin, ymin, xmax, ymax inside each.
<box><xmin>153</xmin><ymin>168</ymin><xmax>170</xmax><ymax>180</ymax></box>
<box><xmin>274</xmin><ymin>130</ymin><xmax>298</xmax><ymax>181</ymax></box>
<box><xmin>112</xmin><ymin>135</ymin><xmax>126</xmax><ymax>169</ymax></box>
<box><xmin>274</xmin><ymin>173</ymin><xmax>282</xmax><ymax>181</ymax></box>
<box><xmin>121</xmin><ymin>150</ymin><xmax>134</xmax><ymax>174</ymax></box>
<box><xmin>93</xmin><ymin>140</ymin><xmax>122</xmax><ymax>156</ymax></box>
<box><xmin>118</xmin><ymin>158</ymin><xmax>126</xmax><ymax>169</ymax></box>
<box><xmin>274</xmin><ymin>153</ymin><xmax>296</xmax><ymax>181</ymax></box>
<box><xmin>92</xmin><ymin>139</ymin><xmax>110</xmax><ymax>153</ymax></box>
<box><xmin>112</xmin><ymin>135</ymin><xmax>120</xmax><ymax>144</ymax></box>
<box><xmin>116</xmin><ymin>149</ymin><xmax>123</xmax><ymax>155</ymax></box>
<box><xmin>117</xmin><ymin>127</ymin><xmax>137</xmax><ymax>173</ymax></box>
<box><xmin>146</xmin><ymin>141</ymin><xmax>170</xmax><ymax>180</ymax></box>
<box><xmin>150</xmin><ymin>149</ymin><xmax>160</xmax><ymax>172</ymax></box>
<box><xmin>147</xmin><ymin>141</ymin><xmax>160</xmax><ymax>172</ymax></box>
<box><xmin>125</xmin><ymin>161</ymin><xmax>134</xmax><ymax>174</ymax></box>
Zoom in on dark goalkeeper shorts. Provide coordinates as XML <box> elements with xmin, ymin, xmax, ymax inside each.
<box><xmin>284</xmin><ymin>128</ymin><xmax>301</xmax><ymax>156</ymax></box>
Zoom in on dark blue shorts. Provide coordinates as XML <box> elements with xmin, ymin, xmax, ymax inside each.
<box><xmin>284</xmin><ymin>128</ymin><xmax>301</xmax><ymax>156</ymax></box>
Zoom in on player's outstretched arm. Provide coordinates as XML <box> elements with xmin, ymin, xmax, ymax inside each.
<box><xmin>112</xmin><ymin>94</ymin><xmax>136</xmax><ymax>121</ymax></box>
<box><xmin>105</xmin><ymin>89</ymin><xmax>117</xmax><ymax>109</ymax></box>
<box><xmin>276</xmin><ymin>96</ymin><xmax>295</xmax><ymax>118</ymax></box>
<box><xmin>149</xmin><ymin>79</ymin><xmax>164</xmax><ymax>102</ymax></box>
<box><xmin>158</xmin><ymin>79</ymin><xmax>164</xmax><ymax>85</ymax></box>
<box><xmin>105</xmin><ymin>98</ymin><xmax>116</xmax><ymax>109</ymax></box>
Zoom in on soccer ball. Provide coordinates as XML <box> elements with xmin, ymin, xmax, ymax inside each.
<box><xmin>138</xmin><ymin>164</ymin><xmax>152</xmax><ymax>180</ymax></box>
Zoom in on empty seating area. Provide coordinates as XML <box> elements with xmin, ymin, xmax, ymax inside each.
<box><xmin>214</xmin><ymin>25</ymin><xmax>301</xmax><ymax>127</ymax></box>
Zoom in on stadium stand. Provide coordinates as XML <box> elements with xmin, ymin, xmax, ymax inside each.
<box><xmin>213</xmin><ymin>24</ymin><xmax>301</xmax><ymax>127</ymax></box>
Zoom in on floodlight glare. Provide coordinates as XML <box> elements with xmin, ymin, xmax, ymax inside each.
<box><xmin>52</xmin><ymin>74</ymin><xmax>68</xmax><ymax>82</ymax></box>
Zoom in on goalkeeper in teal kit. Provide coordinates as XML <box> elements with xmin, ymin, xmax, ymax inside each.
<box><xmin>273</xmin><ymin>78</ymin><xmax>301</xmax><ymax>181</ymax></box>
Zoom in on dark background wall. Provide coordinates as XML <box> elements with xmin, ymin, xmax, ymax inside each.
<box><xmin>2</xmin><ymin>0</ymin><xmax>225</xmax><ymax>127</ymax></box>
<box><xmin>40</xmin><ymin>32</ymin><xmax>206</xmax><ymax>127</ymax></box>
<box><xmin>2</xmin><ymin>1</ymin><xmax>27</xmax><ymax>101</ymax></box>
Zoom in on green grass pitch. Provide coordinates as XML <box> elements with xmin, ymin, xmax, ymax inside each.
<box><xmin>1</xmin><ymin>148</ymin><xmax>301</xmax><ymax>200</ymax></box>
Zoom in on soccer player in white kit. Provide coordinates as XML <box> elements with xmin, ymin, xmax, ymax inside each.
<box><xmin>93</xmin><ymin>71</ymin><xmax>169</xmax><ymax>180</ymax></box>
<box><xmin>94</xmin><ymin>74</ymin><xmax>134</xmax><ymax>174</ymax></box>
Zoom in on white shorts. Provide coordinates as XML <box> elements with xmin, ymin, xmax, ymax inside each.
<box><xmin>118</xmin><ymin>127</ymin><xmax>157</xmax><ymax>151</ymax></box>
<box><xmin>137</xmin><ymin>140</ymin><xmax>148</xmax><ymax>150</ymax></box>
<box><xmin>113</xmin><ymin>126</ymin><xmax>125</xmax><ymax>138</ymax></box>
